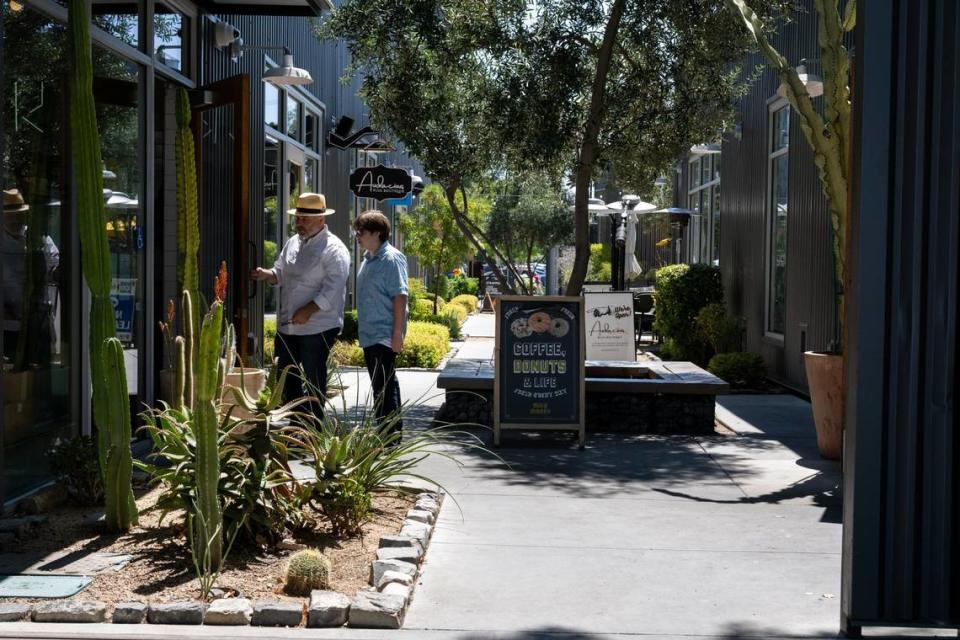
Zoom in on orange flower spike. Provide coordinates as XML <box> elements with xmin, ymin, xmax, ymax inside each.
<box><xmin>214</xmin><ymin>261</ymin><xmax>228</xmax><ymax>302</ymax></box>
<box><xmin>166</xmin><ymin>299</ymin><xmax>175</xmax><ymax>326</ymax></box>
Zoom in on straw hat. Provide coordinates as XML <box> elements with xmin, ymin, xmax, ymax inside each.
<box><xmin>287</xmin><ymin>192</ymin><xmax>335</xmax><ymax>216</ymax></box>
<box><xmin>3</xmin><ymin>189</ymin><xmax>29</xmax><ymax>214</ymax></box>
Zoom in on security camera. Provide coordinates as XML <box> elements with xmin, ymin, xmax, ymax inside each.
<box><xmin>213</xmin><ymin>21</ymin><xmax>241</xmax><ymax>49</ymax></box>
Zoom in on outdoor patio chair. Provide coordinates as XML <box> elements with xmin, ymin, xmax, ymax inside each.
<box><xmin>634</xmin><ymin>292</ymin><xmax>656</xmax><ymax>348</ymax></box>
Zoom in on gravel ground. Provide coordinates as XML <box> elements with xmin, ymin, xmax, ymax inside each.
<box><xmin>4</xmin><ymin>485</ymin><xmax>415</xmax><ymax>605</ymax></box>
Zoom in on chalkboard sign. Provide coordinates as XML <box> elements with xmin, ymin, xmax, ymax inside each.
<box><xmin>494</xmin><ymin>296</ymin><xmax>585</xmax><ymax>448</ymax></box>
<box><xmin>584</xmin><ymin>291</ymin><xmax>636</xmax><ymax>361</ymax></box>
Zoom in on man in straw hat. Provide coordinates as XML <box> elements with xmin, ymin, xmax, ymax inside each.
<box><xmin>3</xmin><ymin>188</ymin><xmax>60</xmax><ymax>362</ymax></box>
<box><xmin>251</xmin><ymin>193</ymin><xmax>350</xmax><ymax>419</ymax></box>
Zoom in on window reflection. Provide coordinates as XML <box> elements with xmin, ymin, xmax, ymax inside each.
<box><xmin>91</xmin><ymin>0</ymin><xmax>139</xmax><ymax>47</ymax></box>
<box><xmin>264</xmin><ymin>83</ymin><xmax>280</xmax><ymax>130</ymax></box>
<box><xmin>263</xmin><ymin>137</ymin><xmax>279</xmax><ymax>314</ymax></box>
<box><xmin>2</xmin><ymin>7</ymin><xmax>74</xmax><ymax>499</ymax></box>
<box><xmin>287</xmin><ymin>97</ymin><xmax>301</xmax><ymax>141</ymax></box>
<box><xmin>155</xmin><ymin>3</ymin><xmax>186</xmax><ymax>72</ymax></box>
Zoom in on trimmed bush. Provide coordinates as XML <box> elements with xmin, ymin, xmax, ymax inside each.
<box><xmin>397</xmin><ymin>321</ymin><xmax>450</xmax><ymax>368</ymax></box>
<box><xmin>654</xmin><ymin>264</ymin><xmax>723</xmax><ymax>363</ymax></box>
<box><xmin>450</xmin><ymin>294</ymin><xmax>478</xmax><ymax>316</ymax></box>
<box><xmin>587</xmin><ymin>243</ymin><xmax>611</xmax><ymax>282</ymax></box>
<box><xmin>410</xmin><ymin>311</ymin><xmax>462</xmax><ymax>339</ymax></box>
<box><xmin>264</xmin><ymin>316</ymin><xmax>276</xmax><ymax>364</ymax></box>
<box><xmin>284</xmin><ymin>549</ymin><xmax>331</xmax><ymax>596</ymax></box>
<box><xmin>657</xmin><ymin>339</ymin><xmax>684</xmax><ymax>361</ymax></box>
<box><xmin>708</xmin><ymin>352</ymin><xmax>767</xmax><ymax>389</ymax></box>
<box><xmin>413</xmin><ymin>297</ymin><xmax>443</xmax><ymax>316</ymax></box>
<box><xmin>696</xmin><ymin>303</ymin><xmax>742</xmax><ymax>354</ymax></box>
<box><xmin>431</xmin><ymin>274</ymin><xmax>450</xmax><ymax>301</ymax></box>
<box><xmin>449</xmin><ymin>274</ymin><xmax>479</xmax><ymax>298</ymax></box>
<box><xmin>340</xmin><ymin>309</ymin><xmax>358</xmax><ymax>342</ymax></box>
<box><xmin>330</xmin><ymin>339</ymin><xmax>364</xmax><ymax>367</ymax></box>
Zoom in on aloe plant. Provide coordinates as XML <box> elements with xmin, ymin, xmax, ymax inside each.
<box><xmin>67</xmin><ymin>0</ymin><xmax>136</xmax><ymax>530</ymax></box>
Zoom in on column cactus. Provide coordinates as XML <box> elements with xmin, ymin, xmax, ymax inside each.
<box><xmin>67</xmin><ymin>0</ymin><xmax>136</xmax><ymax>530</ymax></box>
<box><xmin>102</xmin><ymin>338</ymin><xmax>137</xmax><ymax>529</ymax></box>
<box><xmin>181</xmin><ymin>290</ymin><xmax>196</xmax><ymax>409</ymax></box>
<box><xmin>192</xmin><ymin>264</ymin><xmax>228</xmax><ymax>575</ymax></box>
<box><xmin>173</xmin><ymin>336</ymin><xmax>187</xmax><ymax>411</ymax></box>
<box><xmin>176</xmin><ymin>87</ymin><xmax>201</xmax><ymax>372</ymax></box>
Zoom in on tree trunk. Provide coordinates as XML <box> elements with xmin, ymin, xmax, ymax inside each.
<box><xmin>442</xmin><ymin>182</ymin><xmax>523</xmax><ymax>295</ymax></box>
<box><xmin>565</xmin><ymin>0</ymin><xmax>627</xmax><ymax>296</ymax></box>
<box><xmin>433</xmin><ymin>237</ymin><xmax>444</xmax><ymax>314</ymax></box>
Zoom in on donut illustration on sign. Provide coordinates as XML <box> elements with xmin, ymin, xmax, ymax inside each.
<box><xmin>548</xmin><ymin>317</ymin><xmax>569</xmax><ymax>338</ymax></box>
<box><xmin>511</xmin><ymin>317</ymin><xmax>533</xmax><ymax>338</ymax></box>
<box><xmin>528</xmin><ymin>311</ymin><xmax>552</xmax><ymax>333</ymax></box>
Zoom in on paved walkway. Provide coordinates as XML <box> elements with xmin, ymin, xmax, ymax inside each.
<box><xmin>7</xmin><ymin>314</ymin><xmax>929</xmax><ymax>638</ymax></box>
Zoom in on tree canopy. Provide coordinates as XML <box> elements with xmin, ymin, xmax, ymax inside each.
<box><xmin>324</xmin><ymin>0</ymin><xmax>769</xmax><ymax>293</ymax></box>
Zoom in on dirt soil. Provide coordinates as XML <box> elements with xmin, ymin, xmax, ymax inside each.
<box><xmin>5</xmin><ymin>485</ymin><xmax>415</xmax><ymax>606</ymax></box>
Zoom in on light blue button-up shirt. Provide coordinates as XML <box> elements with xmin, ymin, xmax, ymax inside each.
<box><xmin>356</xmin><ymin>241</ymin><xmax>408</xmax><ymax>349</ymax></box>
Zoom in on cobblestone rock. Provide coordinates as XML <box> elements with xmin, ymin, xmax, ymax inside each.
<box><xmin>349</xmin><ymin>591</ymin><xmax>405</xmax><ymax>629</ymax></box>
<box><xmin>376</xmin><ymin>546</ymin><xmax>421</xmax><ymax>563</ymax></box>
<box><xmin>112</xmin><ymin>602</ymin><xmax>147</xmax><ymax>624</ymax></box>
<box><xmin>380</xmin><ymin>582</ymin><xmax>411</xmax><ymax>600</ymax></box>
<box><xmin>371</xmin><ymin>559</ymin><xmax>417</xmax><ymax>586</ymax></box>
<box><xmin>406</xmin><ymin>509</ymin><xmax>435</xmax><ymax>525</ymax></box>
<box><xmin>400</xmin><ymin>522</ymin><xmax>431</xmax><ymax>544</ymax></box>
<box><xmin>33</xmin><ymin>601</ymin><xmax>106</xmax><ymax>623</ymax></box>
<box><xmin>378</xmin><ymin>534</ymin><xmax>422</xmax><ymax>552</ymax></box>
<box><xmin>0</xmin><ymin>604</ymin><xmax>32</xmax><ymax>622</ymax></box>
<box><xmin>251</xmin><ymin>601</ymin><xmax>303</xmax><ymax>627</ymax></box>
<box><xmin>307</xmin><ymin>590</ymin><xmax>350</xmax><ymax>628</ymax></box>
<box><xmin>376</xmin><ymin>570</ymin><xmax>414</xmax><ymax>590</ymax></box>
<box><xmin>205</xmin><ymin>598</ymin><xmax>253</xmax><ymax>625</ymax></box>
<box><xmin>147</xmin><ymin>602</ymin><xmax>205</xmax><ymax>625</ymax></box>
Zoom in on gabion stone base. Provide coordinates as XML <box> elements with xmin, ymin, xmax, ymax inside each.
<box><xmin>438</xmin><ymin>390</ymin><xmax>715</xmax><ymax>434</ymax></box>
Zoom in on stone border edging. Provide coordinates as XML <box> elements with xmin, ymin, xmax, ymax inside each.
<box><xmin>0</xmin><ymin>490</ymin><xmax>443</xmax><ymax>630</ymax></box>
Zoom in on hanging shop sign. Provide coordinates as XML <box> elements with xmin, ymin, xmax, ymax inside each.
<box><xmin>583</xmin><ymin>291</ymin><xmax>636</xmax><ymax>361</ymax></box>
<box><xmin>494</xmin><ymin>295</ymin><xmax>585</xmax><ymax>448</ymax></box>
<box><xmin>349</xmin><ymin>165</ymin><xmax>413</xmax><ymax>201</ymax></box>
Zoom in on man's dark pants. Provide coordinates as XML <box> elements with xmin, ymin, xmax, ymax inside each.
<box><xmin>363</xmin><ymin>344</ymin><xmax>403</xmax><ymax>432</ymax></box>
<box><xmin>275</xmin><ymin>327</ymin><xmax>340</xmax><ymax>420</ymax></box>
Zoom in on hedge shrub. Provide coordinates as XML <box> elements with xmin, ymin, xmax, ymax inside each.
<box><xmin>410</xmin><ymin>309</ymin><xmax>463</xmax><ymax>340</ymax></box>
<box><xmin>340</xmin><ymin>309</ymin><xmax>359</xmax><ymax>342</ymax></box>
<box><xmin>695</xmin><ymin>303</ymin><xmax>742</xmax><ymax>354</ymax></box>
<box><xmin>708</xmin><ymin>352</ymin><xmax>767</xmax><ymax>389</ymax></box>
<box><xmin>264</xmin><ymin>316</ymin><xmax>277</xmax><ymax>363</ymax></box>
<box><xmin>449</xmin><ymin>274</ymin><xmax>479</xmax><ymax>298</ymax></box>
<box><xmin>654</xmin><ymin>263</ymin><xmax>723</xmax><ymax>363</ymax></box>
<box><xmin>413</xmin><ymin>297</ymin><xmax>444</xmax><ymax>317</ymax></box>
<box><xmin>397</xmin><ymin>321</ymin><xmax>450</xmax><ymax>368</ymax></box>
<box><xmin>449</xmin><ymin>294</ymin><xmax>477</xmax><ymax>316</ymax></box>
<box><xmin>330</xmin><ymin>339</ymin><xmax>364</xmax><ymax>367</ymax></box>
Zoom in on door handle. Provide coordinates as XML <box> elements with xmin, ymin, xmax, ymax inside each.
<box><xmin>249</xmin><ymin>240</ymin><xmax>258</xmax><ymax>300</ymax></box>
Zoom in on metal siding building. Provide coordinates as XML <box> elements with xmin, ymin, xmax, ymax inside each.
<box><xmin>676</xmin><ymin>2</ymin><xmax>838</xmax><ymax>392</ymax></box>
<box><xmin>843</xmin><ymin>0</ymin><xmax>959</xmax><ymax>633</ymax></box>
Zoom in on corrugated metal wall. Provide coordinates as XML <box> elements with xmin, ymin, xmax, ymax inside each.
<box><xmin>701</xmin><ymin>0</ymin><xmax>838</xmax><ymax>392</ymax></box>
<box><xmin>842</xmin><ymin>0</ymin><xmax>959</xmax><ymax>633</ymax></box>
<box><xmin>197</xmin><ymin>15</ymin><xmax>422</xmax><ymax>355</ymax></box>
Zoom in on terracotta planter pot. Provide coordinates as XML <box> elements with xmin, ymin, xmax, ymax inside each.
<box><xmin>221</xmin><ymin>367</ymin><xmax>267</xmax><ymax>421</ymax></box>
<box><xmin>804</xmin><ymin>351</ymin><xmax>844</xmax><ymax>460</ymax></box>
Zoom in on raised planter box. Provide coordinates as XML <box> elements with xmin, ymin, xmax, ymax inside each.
<box><xmin>436</xmin><ymin>359</ymin><xmax>727</xmax><ymax>434</ymax></box>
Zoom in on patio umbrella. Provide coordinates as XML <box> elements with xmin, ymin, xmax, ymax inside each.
<box><xmin>607</xmin><ymin>197</ymin><xmax>656</xmax><ymax>280</ymax></box>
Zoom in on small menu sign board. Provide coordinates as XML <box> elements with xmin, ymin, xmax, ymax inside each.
<box><xmin>494</xmin><ymin>296</ymin><xmax>585</xmax><ymax>448</ymax></box>
<box><xmin>584</xmin><ymin>291</ymin><xmax>636</xmax><ymax>361</ymax></box>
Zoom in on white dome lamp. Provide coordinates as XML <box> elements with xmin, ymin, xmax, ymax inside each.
<box><xmin>263</xmin><ymin>48</ymin><xmax>313</xmax><ymax>87</ymax></box>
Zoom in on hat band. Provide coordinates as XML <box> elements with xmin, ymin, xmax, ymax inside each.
<box><xmin>3</xmin><ymin>204</ymin><xmax>25</xmax><ymax>211</ymax></box>
<box><xmin>296</xmin><ymin>206</ymin><xmax>326</xmax><ymax>214</ymax></box>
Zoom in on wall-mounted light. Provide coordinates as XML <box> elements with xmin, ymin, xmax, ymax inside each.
<box><xmin>690</xmin><ymin>143</ymin><xmax>721</xmax><ymax>155</ymax></box>
<box><xmin>777</xmin><ymin>63</ymin><xmax>823</xmax><ymax>99</ymax></box>
<box><xmin>654</xmin><ymin>176</ymin><xmax>668</xmax><ymax>187</ymax></box>
<box><xmin>213</xmin><ymin>26</ymin><xmax>313</xmax><ymax>87</ymax></box>
<box><xmin>8</xmin><ymin>0</ymin><xmax>24</xmax><ymax>12</ymax></box>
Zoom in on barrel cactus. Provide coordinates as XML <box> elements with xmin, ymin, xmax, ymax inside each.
<box><xmin>284</xmin><ymin>549</ymin><xmax>331</xmax><ymax>595</ymax></box>
<box><xmin>67</xmin><ymin>0</ymin><xmax>136</xmax><ymax>531</ymax></box>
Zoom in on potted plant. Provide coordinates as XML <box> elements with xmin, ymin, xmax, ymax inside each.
<box><xmin>726</xmin><ymin>0</ymin><xmax>855</xmax><ymax>460</ymax></box>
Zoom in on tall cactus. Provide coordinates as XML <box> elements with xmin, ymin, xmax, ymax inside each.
<box><xmin>181</xmin><ymin>290</ymin><xmax>196</xmax><ymax>409</ymax></box>
<box><xmin>67</xmin><ymin>0</ymin><xmax>136</xmax><ymax>530</ymax></box>
<box><xmin>102</xmin><ymin>338</ymin><xmax>137</xmax><ymax>529</ymax></box>
<box><xmin>173</xmin><ymin>336</ymin><xmax>187</xmax><ymax>411</ymax></box>
<box><xmin>192</xmin><ymin>265</ymin><xmax>228</xmax><ymax>575</ymax></box>
<box><xmin>176</xmin><ymin>88</ymin><xmax>200</xmax><ymax>299</ymax></box>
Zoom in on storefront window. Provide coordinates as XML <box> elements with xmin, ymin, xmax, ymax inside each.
<box><xmin>767</xmin><ymin>103</ymin><xmax>790</xmax><ymax>336</ymax></box>
<box><xmin>92</xmin><ymin>0</ymin><xmax>139</xmax><ymax>48</ymax></box>
<box><xmin>263</xmin><ymin>137</ymin><xmax>279</xmax><ymax>314</ymax></box>
<box><xmin>264</xmin><ymin>83</ymin><xmax>280</xmax><ymax>131</ymax></box>
<box><xmin>2</xmin><ymin>8</ymin><xmax>75</xmax><ymax>500</ymax></box>
<box><xmin>287</xmin><ymin>97</ymin><xmax>301</xmax><ymax>141</ymax></box>
<box><xmin>304</xmin><ymin>111</ymin><xmax>317</xmax><ymax>151</ymax></box>
<box><xmin>155</xmin><ymin>3</ymin><xmax>187</xmax><ymax>73</ymax></box>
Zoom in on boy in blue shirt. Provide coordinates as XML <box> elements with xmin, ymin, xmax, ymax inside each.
<box><xmin>354</xmin><ymin>210</ymin><xmax>408</xmax><ymax>435</ymax></box>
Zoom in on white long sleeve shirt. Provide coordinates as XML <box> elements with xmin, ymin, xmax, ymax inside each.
<box><xmin>271</xmin><ymin>226</ymin><xmax>350</xmax><ymax>336</ymax></box>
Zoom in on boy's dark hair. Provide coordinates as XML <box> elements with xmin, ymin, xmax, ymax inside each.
<box><xmin>354</xmin><ymin>210</ymin><xmax>391</xmax><ymax>242</ymax></box>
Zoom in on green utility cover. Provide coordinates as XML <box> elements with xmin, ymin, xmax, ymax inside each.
<box><xmin>0</xmin><ymin>574</ymin><xmax>91</xmax><ymax>598</ymax></box>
